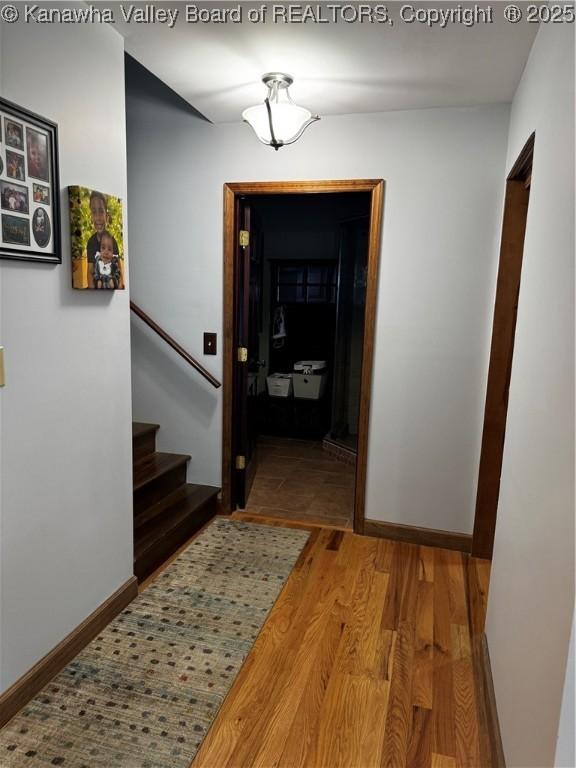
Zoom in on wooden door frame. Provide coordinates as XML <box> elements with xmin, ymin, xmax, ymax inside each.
<box><xmin>471</xmin><ymin>134</ymin><xmax>535</xmax><ymax>559</ymax></box>
<box><xmin>221</xmin><ymin>179</ymin><xmax>385</xmax><ymax>534</ymax></box>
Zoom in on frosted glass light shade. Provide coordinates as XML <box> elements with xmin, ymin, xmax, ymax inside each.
<box><xmin>242</xmin><ymin>103</ymin><xmax>317</xmax><ymax>146</ymax></box>
<box><xmin>242</xmin><ymin>73</ymin><xmax>320</xmax><ymax>149</ymax></box>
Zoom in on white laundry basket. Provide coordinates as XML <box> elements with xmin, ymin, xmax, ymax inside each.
<box><xmin>293</xmin><ymin>360</ymin><xmax>327</xmax><ymax>399</ymax></box>
<box><xmin>266</xmin><ymin>373</ymin><xmax>293</xmax><ymax>397</ymax></box>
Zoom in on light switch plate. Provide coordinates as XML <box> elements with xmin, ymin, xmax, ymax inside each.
<box><xmin>203</xmin><ymin>333</ymin><xmax>217</xmax><ymax>355</ymax></box>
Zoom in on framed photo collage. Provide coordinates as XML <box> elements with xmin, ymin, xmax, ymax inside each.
<box><xmin>0</xmin><ymin>98</ymin><xmax>60</xmax><ymax>263</ymax></box>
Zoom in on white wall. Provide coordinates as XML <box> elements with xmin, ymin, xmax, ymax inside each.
<box><xmin>0</xmin><ymin>9</ymin><xmax>133</xmax><ymax>692</ymax></box>
<box><xmin>485</xmin><ymin>23</ymin><xmax>574</xmax><ymax>768</ymax></box>
<box><xmin>127</xmin><ymin>60</ymin><xmax>509</xmax><ymax>534</ymax></box>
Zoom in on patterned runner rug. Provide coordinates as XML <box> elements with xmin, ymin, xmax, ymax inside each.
<box><xmin>0</xmin><ymin>518</ymin><xmax>309</xmax><ymax>767</ymax></box>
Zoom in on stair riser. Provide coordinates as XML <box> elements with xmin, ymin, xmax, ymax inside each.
<box><xmin>135</xmin><ymin>500</ymin><xmax>218</xmax><ymax>581</ymax></box>
<box><xmin>133</xmin><ymin>432</ymin><xmax>157</xmax><ymax>462</ymax></box>
<box><xmin>134</xmin><ymin>489</ymin><xmax>188</xmax><ymax>533</ymax></box>
<box><xmin>134</xmin><ymin>465</ymin><xmax>188</xmax><ymax>518</ymax></box>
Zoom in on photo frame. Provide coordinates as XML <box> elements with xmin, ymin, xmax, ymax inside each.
<box><xmin>0</xmin><ymin>98</ymin><xmax>60</xmax><ymax>263</ymax></box>
<box><xmin>69</xmin><ymin>186</ymin><xmax>125</xmax><ymax>290</ymax></box>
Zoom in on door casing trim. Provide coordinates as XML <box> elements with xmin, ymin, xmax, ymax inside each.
<box><xmin>471</xmin><ymin>133</ymin><xmax>535</xmax><ymax>559</ymax></box>
<box><xmin>222</xmin><ymin>179</ymin><xmax>385</xmax><ymax>534</ymax></box>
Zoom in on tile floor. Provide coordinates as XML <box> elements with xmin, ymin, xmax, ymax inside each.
<box><xmin>243</xmin><ymin>436</ymin><xmax>355</xmax><ymax>528</ymax></box>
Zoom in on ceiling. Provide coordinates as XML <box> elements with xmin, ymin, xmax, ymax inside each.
<box><xmin>102</xmin><ymin>1</ymin><xmax>538</xmax><ymax>123</ymax></box>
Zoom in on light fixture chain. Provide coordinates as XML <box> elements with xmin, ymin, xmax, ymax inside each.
<box><xmin>264</xmin><ymin>97</ymin><xmax>281</xmax><ymax>151</ymax></box>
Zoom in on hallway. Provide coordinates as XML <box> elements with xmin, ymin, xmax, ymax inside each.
<box><xmin>193</xmin><ymin>515</ymin><xmax>488</xmax><ymax>768</ymax></box>
<box><xmin>0</xmin><ymin>13</ymin><xmax>571</xmax><ymax>768</ymax></box>
<box><xmin>244</xmin><ymin>436</ymin><xmax>355</xmax><ymax>528</ymax></box>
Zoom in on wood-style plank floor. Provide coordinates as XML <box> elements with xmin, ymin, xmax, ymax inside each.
<box><xmin>191</xmin><ymin>515</ymin><xmax>486</xmax><ymax>768</ymax></box>
<box><xmin>243</xmin><ymin>436</ymin><xmax>355</xmax><ymax>529</ymax></box>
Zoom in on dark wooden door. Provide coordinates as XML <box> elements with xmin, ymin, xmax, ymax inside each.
<box><xmin>233</xmin><ymin>200</ymin><xmax>260</xmax><ymax>508</ymax></box>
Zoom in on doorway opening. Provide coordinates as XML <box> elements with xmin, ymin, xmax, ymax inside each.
<box><xmin>222</xmin><ymin>180</ymin><xmax>384</xmax><ymax>533</ymax></box>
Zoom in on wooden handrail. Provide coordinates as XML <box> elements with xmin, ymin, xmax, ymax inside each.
<box><xmin>130</xmin><ymin>301</ymin><xmax>221</xmax><ymax>389</ymax></box>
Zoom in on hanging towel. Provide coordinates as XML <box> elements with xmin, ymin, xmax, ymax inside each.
<box><xmin>272</xmin><ymin>305</ymin><xmax>287</xmax><ymax>348</ymax></box>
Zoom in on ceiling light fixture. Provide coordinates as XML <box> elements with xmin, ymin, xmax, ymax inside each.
<box><xmin>242</xmin><ymin>73</ymin><xmax>320</xmax><ymax>150</ymax></box>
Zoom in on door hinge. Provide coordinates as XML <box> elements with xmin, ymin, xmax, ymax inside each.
<box><xmin>237</xmin><ymin>346</ymin><xmax>248</xmax><ymax>363</ymax></box>
<box><xmin>235</xmin><ymin>455</ymin><xmax>246</xmax><ymax>470</ymax></box>
<box><xmin>239</xmin><ymin>230</ymin><xmax>250</xmax><ymax>247</ymax></box>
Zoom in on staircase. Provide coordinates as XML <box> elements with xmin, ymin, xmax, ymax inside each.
<box><xmin>132</xmin><ymin>422</ymin><xmax>220</xmax><ymax>581</ymax></box>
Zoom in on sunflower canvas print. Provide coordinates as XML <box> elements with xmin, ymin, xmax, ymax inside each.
<box><xmin>69</xmin><ymin>186</ymin><xmax>125</xmax><ymax>289</ymax></box>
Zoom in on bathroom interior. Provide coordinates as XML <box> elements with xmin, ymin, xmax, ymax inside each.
<box><xmin>243</xmin><ymin>192</ymin><xmax>371</xmax><ymax>528</ymax></box>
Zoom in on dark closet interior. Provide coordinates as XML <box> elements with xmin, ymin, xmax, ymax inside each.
<box><xmin>246</xmin><ymin>193</ymin><xmax>371</xmax><ymax>450</ymax></box>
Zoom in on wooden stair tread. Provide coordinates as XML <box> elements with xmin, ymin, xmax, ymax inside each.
<box><xmin>132</xmin><ymin>422</ymin><xmax>160</xmax><ymax>439</ymax></box>
<box><xmin>133</xmin><ymin>452</ymin><xmax>191</xmax><ymax>492</ymax></box>
<box><xmin>134</xmin><ymin>484</ymin><xmax>219</xmax><ymax>559</ymax></box>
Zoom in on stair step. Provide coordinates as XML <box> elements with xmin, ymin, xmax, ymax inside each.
<box><xmin>134</xmin><ymin>484</ymin><xmax>220</xmax><ymax>581</ymax></box>
<box><xmin>132</xmin><ymin>422</ymin><xmax>160</xmax><ymax>439</ymax></box>
<box><xmin>133</xmin><ymin>452</ymin><xmax>191</xmax><ymax>516</ymax></box>
<box><xmin>135</xmin><ymin>483</ymin><xmax>216</xmax><ymax>532</ymax></box>
<box><xmin>133</xmin><ymin>451</ymin><xmax>190</xmax><ymax>491</ymax></box>
<box><xmin>132</xmin><ymin>422</ymin><xmax>160</xmax><ymax>461</ymax></box>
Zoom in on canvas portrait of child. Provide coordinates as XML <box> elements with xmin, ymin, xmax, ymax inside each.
<box><xmin>69</xmin><ymin>186</ymin><xmax>125</xmax><ymax>290</ymax></box>
<box><xmin>93</xmin><ymin>230</ymin><xmax>122</xmax><ymax>289</ymax></box>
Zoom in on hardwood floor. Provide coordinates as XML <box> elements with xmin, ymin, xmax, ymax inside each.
<box><xmin>244</xmin><ymin>436</ymin><xmax>355</xmax><ymax>528</ymax></box>
<box><xmin>191</xmin><ymin>515</ymin><xmax>486</xmax><ymax>768</ymax></box>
